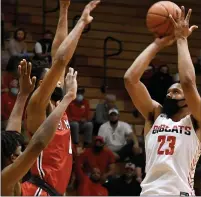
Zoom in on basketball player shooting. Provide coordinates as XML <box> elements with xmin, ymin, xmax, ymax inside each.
<box><xmin>124</xmin><ymin>6</ymin><xmax>201</xmax><ymax>195</ymax></box>
<box><xmin>1</xmin><ymin>60</ymin><xmax>78</xmax><ymax>196</ymax></box>
<box><xmin>23</xmin><ymin>0</ymin><xmax>100</xmax><ymax>196</ymax></box>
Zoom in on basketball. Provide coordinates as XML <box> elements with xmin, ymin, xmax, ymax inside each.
<box><xmin>146</xmin><ymin>1</ymin><xmax>181</xmax><ymax>37</ymax></box>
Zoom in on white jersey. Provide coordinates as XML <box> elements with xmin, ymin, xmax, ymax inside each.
<box><xmin>141</xmin><ymin>114</ymin><xmax>201</xmax><ymax>196</ymax></box>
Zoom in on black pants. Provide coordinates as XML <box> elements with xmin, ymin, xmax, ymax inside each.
<box><xmin>117</xmin><ymin>141</ymin><xmax>134</xmax><ymax>161</ymax></box>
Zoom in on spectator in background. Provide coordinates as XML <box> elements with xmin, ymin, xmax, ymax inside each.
<box><xmin>93</xmin><ymin>94</ymin><xmax>117</xmax><ymax>135</ymax></box>
<box><xmin>98</xmin><ymin>108</ymin><xmax>140</xmax><ymax>161</ymax></box>
<box><xmin>194</xmin><ymin>157</ymin><xmax>201</xmax><ymax>195</ymax></box>
<box><xmin>104</xmin><ymin>162</ymin><xmax>141</xmax><ymax>196</ymax></box>
<box><xmin>194</xmin><ymin>49</ymin><xmax>201</xmax><ymax>74</ymax></box>
<box><xmin>141</xmin><ymin>64</ymin><xmax>155</xmax><ymax>88</ymax></box>
<box><xmin>32</xmin><ymin>30</ymin><xmax>53</xmax><ymax>68</ymax></box>
<box><xmin>1</xmin><ymin>56</ymin><xmax>21</xmax><ymax>94</ymax></box>
<box><xmin>75</xmin><ymin>157</ymin><xmax>108</xmax><ymax>196</ymax></box>
<box><xmin>7</xmin><ymin>28</ymin><xmax>28</xmax><ymax>58</ymax></box>
<box><xmin>1</xmin><ymin>79</ymin><xmax>19</xmax><ymax>129</ymax></box>
<box><xmin>148</xmin><ymin>65</ymin><xmax>173</xmax><ymax>105</ymax></box>
<box><xmin>67</xmin><ymin>87</ymin><xmax>93</xmax><ymax>147</ymax></box>
<box><xmin>78</xmin><ymin>136</ymin><xmax>116</xmax><ymax>183</ymax></box>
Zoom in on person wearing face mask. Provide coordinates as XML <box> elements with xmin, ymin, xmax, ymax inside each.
<box><xmin>33</xmin><ymin>30</ymin><xmax>54</xmax><ymax>67</ymax></box>
<box><xmin>92</xmin><ymin>94</ymin><xmax>118</xmax><ymax>135</ymax></box>
<box><xmin>124</xmin><ymin>7</ymin><xmax>201</xmax><ymax>195</ymax></box>
<box><xmin>1</xmin><ymin>79</ymin><xmax>19</xmax><ymax>129</ymax></box>
<box><xmin>78</xmin><ymin>136</ymin><xmax>116</xmax><ymax>184</ymax></box>
<box><xmin>98</xmin><ymin>108</ymin><xmax>140</xmax><ymax>161</ymax></box>
<box><xmin>104</xmin><ymin>162</ymin><xmax>141</xmax><ymax>196</ymax></box>
<box><xmin>67</xmin><ymin>87</ymin><xmax>93</xmax><ymax>147</ymax></box>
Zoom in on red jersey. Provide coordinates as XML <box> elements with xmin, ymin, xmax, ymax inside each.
<box><xmin>66</xmin><ymin>99</ymin><xmax>90</xmax><ymax>121</ymax></box>
<box><xmin>22</xmin><ymin>112</ymin><xmax>72</xmax><ymax>195</ymax></box>
<box><xmin>1</xmin><ymin>93</ymin><xmax>17</xmax><ymax>120</ymax></box>
<box><xmin>80</xmin><ymin>147</ymin><xmax>115</xmax><ymax>174</ymax></box>
<box><xmin>1</xmin><ymin>72</ymin><xmax>16</xmax><ymax>91</ymax></box>
<box><xmin>75</xmin><ymin>158</ymin><xmax>108</xmax><ymax>196</ymax></box>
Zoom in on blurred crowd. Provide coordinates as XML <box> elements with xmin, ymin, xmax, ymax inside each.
<box><xmin>1</xmin><ymin>27</ymin><xmax>201</xmax><ymax>195</ymax></box>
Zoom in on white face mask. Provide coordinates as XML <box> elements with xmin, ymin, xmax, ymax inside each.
<box><xmin>10</xmin><ymin>88</ymin><xmax>19</xmax><ymax>95</ymax></box>
<box><xmin>76</xmin><ymin>94</ymin><xmax>84</xmax><ymax>102</ymax></box>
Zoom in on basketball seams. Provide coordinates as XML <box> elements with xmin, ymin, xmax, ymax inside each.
<box><xmin>149</xmin><ymin>18</ymin><xmax>169</xmax><ymax>30</ymax></box>
<box><xmin>146</xmin><ymin>1</ymin><xmax>180</xmax><ymax>37</ymax></box>
<box><xmin>147</xmin><ymin>2</ymin><xmax>169</xmax><ymax>31</ymax></box>
<box><xmin>165</xmin><ymin>2</ymin><xmax>175</xmax><ymax>35</ymax></box>
<box><xmin>147</xmin><ymin>13</ymin><xmax>168</xmax><ymax>18</ymax></box>
<box><xmin>159</xmin><ymin>2</ymin><xmax>169</xmax><ymax>17</ymax></box>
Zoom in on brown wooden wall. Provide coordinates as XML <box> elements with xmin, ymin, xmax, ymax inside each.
<box><xmin>2</xmin><ymin>0</ymin><xmax>201</xmax><ymax>125</ymax></box>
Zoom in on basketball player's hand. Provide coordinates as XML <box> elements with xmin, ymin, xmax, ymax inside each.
<box><xmin>65</xmin><ymin>67</ymin><xmax>77</xmax><ymax>100</ymax></box>
<box><xmin>60</xmin><ymin>0</ymin><xmax>70</xmax><ymax>7</ymax></box>
<box><xmin>18</xmin><ymin>59</ymin><xmax>36</xmax><ymax>96</ymax></box>
<box><xmin>154</xmin><ymin>34</ymin><xmax>176</xmax><ymax>49</ymax></box>
<box><xmin>80</xmin><ymin>0</ymin><xmax>100</xmax><ymax>25</ymax></box>
<box><xmin>169</xmin><ymin>6</ymin><xmax>198</xmax><ymax>39</ymax></box>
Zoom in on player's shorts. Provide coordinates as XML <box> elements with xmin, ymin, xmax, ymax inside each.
<box><xmin>21</xmin><ymin>181</ymin><xmax>48</xmax><ymax>196</ymax></box>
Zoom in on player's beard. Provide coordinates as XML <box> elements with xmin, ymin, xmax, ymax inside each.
<box><xmin>162</xmin><ymin>97</ymin><xmax>187</xmax><ymax>118</ymax></box>
<box><xmin>51</xmin><ymin>87</ymin><xmax>63</xmax><ymax>102</ymax></box>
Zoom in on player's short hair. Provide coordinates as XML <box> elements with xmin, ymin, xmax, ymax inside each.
<box><xmin>31</xmin><ymin>67</ymin><xmax>49</xmax><ymax>87</ymax></box>
<box><xmin>1</xmin><ymin>130</ymin><xmax>24</xmax><ymax>170</ymax></box>
<box><xmin>6</xmin><ymin>56</ymin><xmax>22</xmax><ymax>72</ymax></box>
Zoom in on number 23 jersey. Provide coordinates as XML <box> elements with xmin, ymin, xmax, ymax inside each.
<box><xmin>141</xmin><ymin>114</ymin><xmax>201</xmax><ymax>196</ymax></box>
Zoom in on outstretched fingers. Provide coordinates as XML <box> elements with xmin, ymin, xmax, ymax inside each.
<box><xmin>189</xmin><ymin>25</ymin><xmax>198</xmax><ymax>33</ymax></box>
<box><xmin>27</xmin><ymin>62</ymin><xmax>32</xmax><ymax>77</ymax></box>
<box><xmin>180</xmin><ymin>6</ymin><xmax>185</xmax><ymax>20</ymax></box>
<box><xmin>88</xmin><ymin>0</ymin><xmax>100</xmax><ymax>11</ymax></box>
<box><xmin>31</xmin><ymin>76</ymin><xmax>37</xmax><ymax>88</ymax></box>
<box><xmin>185</xmin><ymin>8</ymin><xmax>192</xmax><ymax>23</ymax></box>
<box><xmin>169</xmin><ymin>14</ymin><xmax>177</xmax><ymax>27</ymax></box>
<box><xmin>73</xmin><ymin>71</ymin><xmax>78</xmax><ymax>79</ymax></box>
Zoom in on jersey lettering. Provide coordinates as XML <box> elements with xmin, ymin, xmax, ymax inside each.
<box><xmin>152</xmin><ymin>125</ymin><xmax>191</xmax><ymax>136</ymax></box>
<box><xmin>157</xmin><ymin>135</ymin><xmax>176</xmax><ymax>155</ymax></box>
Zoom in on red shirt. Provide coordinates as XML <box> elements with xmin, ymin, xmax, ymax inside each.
<box><xmin>23</xmin><ymin>113</ymin><xmax>73</xmax><ymax>195</ymax></box>
<box><xmin>75</xmin><ymin>158</ymin><xmax>108</xmax><ymax>196</ymax></box>
<box><xmin>1</xmin><ymin>72</ymin><xmax>16</xmax><ymax>91</ymax></box>
<box><xmin>79</xmin><ymin>147</ymin><xmax>115</xmax><ymax>174</ymax></box>
<box><xmin>1</xmin><ymin>92</ymin><xmax>17</xmax><ymax>120</ymax></box>
<box><xmin>66</xmin><ymin>99</ymin><xmax>90</xmax><ymax>121</ymax></box>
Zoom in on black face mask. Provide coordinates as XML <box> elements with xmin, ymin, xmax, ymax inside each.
<box><xmin>162</xmin><ymin>98</ymin><xmax>187</xmax><ymax>118</ymax></box>
<box><xmin>93</xmin><ymin>145</ymin><xmax>104</xmax><ymax>153</ymax></box>
<box><xmin>51</xmin><ymin>87</ymin><xmax>63</xmax><ymax>102</ymax></box>
<box><xmin>109</xmin><ymin>120</ymin><xmax>118</xmax><ymax>125</ymax></box>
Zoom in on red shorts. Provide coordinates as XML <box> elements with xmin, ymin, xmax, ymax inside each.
<box><xmin>21</xmin><ymin>182</ymin><xmax>48</xmax><ymax>196</ymax></box>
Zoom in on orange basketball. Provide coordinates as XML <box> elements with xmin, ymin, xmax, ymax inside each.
<box><xmin>146</xmin><ymin>1</ymin><xmax>181</xmax><ymax>37</ymax></box>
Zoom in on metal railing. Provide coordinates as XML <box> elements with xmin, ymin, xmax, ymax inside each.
<box><xmin>102</xmin><ymin>36</ymin><xmax>123</xmax><ymax>93</ymax></box>
<box><xmin>42</xmin><ymin>0</ymin><xmax>60</xmax><ymax>32</ymax></box>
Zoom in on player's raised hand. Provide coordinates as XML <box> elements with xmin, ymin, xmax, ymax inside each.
<box><xmin>169</xmin><ymin>6</ymin><xmax>198</xmax><ymax>39</ymax></box>
<box><xmin>18</xmin><ymin>59</ymin><xmax>36</xmax><ymax>96</ymax></box>
<box><xmin>60</xmin><ymin>0</ymin><xmax>70</xmax><ymax>7</ymax></box>
<box><xmin>65</xmin><ymin>67</ymin><xmax>77</xmax><ymax>100</ymax></box>
<box><xmin>154</xmin><ymin>34</ymin><xmax>176</xmax><ymax>49</ymax></box>
<box><xmin>80</xmin><ymin>0</ymin><xmax>101</xmax><ymax>25</ymax></box>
